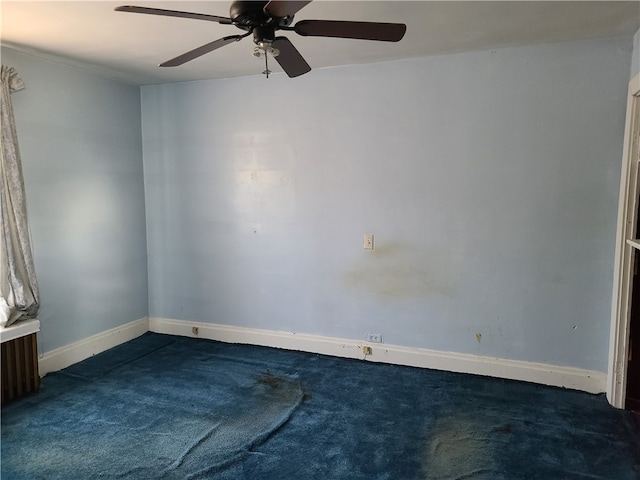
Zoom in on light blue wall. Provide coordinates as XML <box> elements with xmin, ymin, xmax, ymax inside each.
<box><xmin>1</xmin><ymin>48</ymin><xmax>148</xmax><ymax>353</ymax></box>
<box><xmin>141</xmin><ymin>35</ymin><xmax>632</xmax><ymax>373</ymax></box>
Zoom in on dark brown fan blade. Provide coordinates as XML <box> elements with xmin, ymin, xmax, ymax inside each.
<box><xmin>294</xmin><ymin>20</ymin><xmax>406</xmax><ymax>42</ymax></box>
<box><xmin>272</xmin><ymin>37</ymin><xmax>311</xmax><ymax>78</ymax></box>
<box><xmin>264</xmin><ymin>1</ymin><xmax>312</xmax><ymax>18</ymax></box>
<box><xmin>115</xmin><ymin>6</ymin><xmax>233</xmax><ymax>24</ymax></box>
<box><xmin>160</xmin><ymin>35</ymin><xmax>246</xmax><ymax>67</ymax></box>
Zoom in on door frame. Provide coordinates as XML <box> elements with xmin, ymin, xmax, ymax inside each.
<box><xmin>608</xmin><ymin>72</ymin><xmax>640</xmax><ymax>408</ymax></box>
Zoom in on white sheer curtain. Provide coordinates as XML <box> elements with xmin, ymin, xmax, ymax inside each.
<box><xmin>0</xmin><ymin>65</ymin><xmax>39</xmax><ymax>327</ymax></box>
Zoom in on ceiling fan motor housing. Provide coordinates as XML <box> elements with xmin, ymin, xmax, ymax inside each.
<box><xmin>230</xmin><ymin>1</ymin><xmax>294</xmax><ymax>36</ymax></box>
<box><xmin>230</xmin><ymin>1</ymin><xmax>271</xmax><ymax>27</ymax></box>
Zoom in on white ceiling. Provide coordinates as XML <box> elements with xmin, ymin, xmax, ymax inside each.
<box><xmin>2</xmin><ymin>1</ymin><xmax>639</xmax><ymax>85</ymax></box>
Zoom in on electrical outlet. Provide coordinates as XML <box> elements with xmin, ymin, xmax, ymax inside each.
<box><xmin>363</xmin><ymin>233</ymin><xmax>374</xmax><ymax>250</ymax></box>
<box><xmin>192</xmin><ymin>326</ymin><xmax>199</xmax><ymax>336</ymax></box>
<box><xmin>362</xmin><ymin>346</ymin><xmax>373</xmax><ymax>355</ymax></box>
<box><xmin>366</xmin><ymin>333</ymin><xmax>383</xmax><ymax>343</ymax></box>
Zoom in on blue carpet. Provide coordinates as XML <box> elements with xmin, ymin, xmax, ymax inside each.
<box><xmin>2</xmin><ymin>333</ymin><xmax>640</xmax><ymax>479</ymax></box>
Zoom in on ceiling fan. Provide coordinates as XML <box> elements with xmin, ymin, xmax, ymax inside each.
<box><xmin>115</xmin><ymin>1</ymin><xmax>407</xmax><ymax>78</ymax></box>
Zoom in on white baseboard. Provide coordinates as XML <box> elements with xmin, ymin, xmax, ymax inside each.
<box><xmin>38</xmin><ymin>317</ymin><xmax>149</xmax><ymax>376</ymax></box>
<box><xmin>148</xmin><ymin>317</ymin><xmax>606</xmax><ymax>394</ymax></box>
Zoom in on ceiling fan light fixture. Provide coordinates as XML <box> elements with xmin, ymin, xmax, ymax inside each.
<box><xmin>253</xmin><ymin>41</ymin><xmax>280</xmax><ymax>58</ymax></box>
<box><xmin>252</xmin><ymin>41</ymin><xmax>280</xmax><ymax>78</ymax></box>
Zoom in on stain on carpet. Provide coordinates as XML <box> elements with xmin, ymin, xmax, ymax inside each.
<box><xmin>423</xmin><ymin>414</ymin><xmax>503</xmax><ymax>480</ymax></box>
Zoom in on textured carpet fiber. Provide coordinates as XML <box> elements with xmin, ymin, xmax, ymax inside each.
<box><xmin>2</xmin><ymin>333</ymin><xmax>640</xmax><ymax>479</ymax></box>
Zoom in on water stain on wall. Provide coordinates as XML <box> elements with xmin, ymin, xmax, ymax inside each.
<box><xmin>342</xmin><ymin>240</ymin><xmax>460</xmax><ymax>299</ymax></box>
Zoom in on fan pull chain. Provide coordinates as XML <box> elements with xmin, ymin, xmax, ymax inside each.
<box><xmin>264</xmin><ymin>52</ymin><xmax>270</xmax><ymax>78</ymax></box>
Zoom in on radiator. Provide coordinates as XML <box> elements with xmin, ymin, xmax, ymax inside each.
<box><xmin>1</xmin><ymin>329</ymin><xmax>40</xmax><ymax>406</ymax></box>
